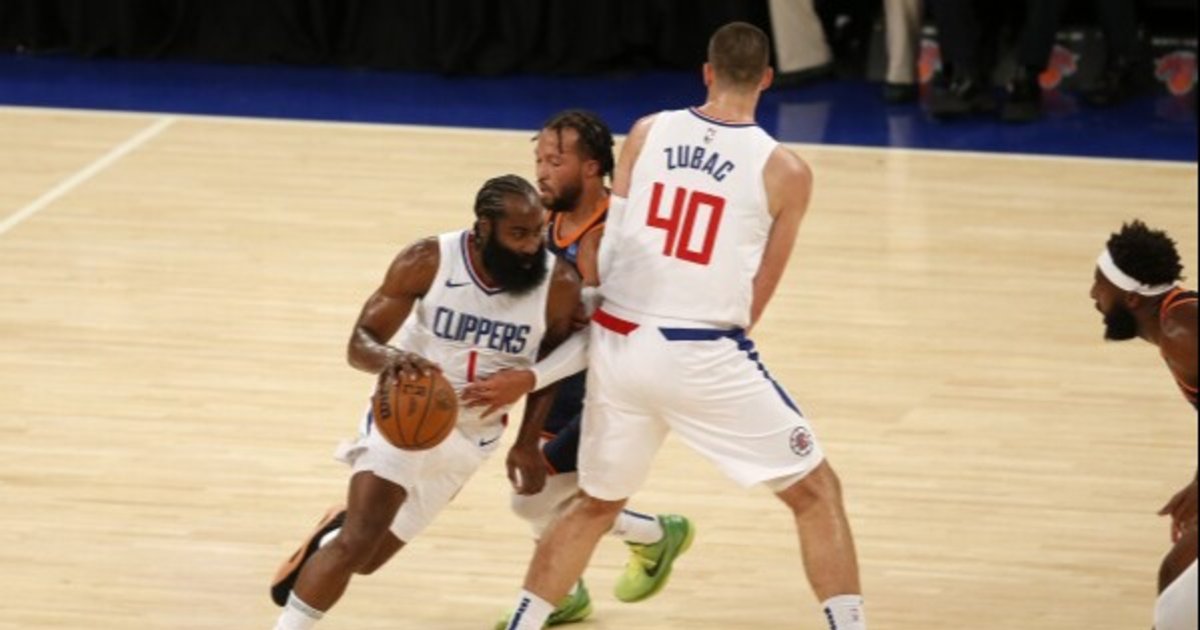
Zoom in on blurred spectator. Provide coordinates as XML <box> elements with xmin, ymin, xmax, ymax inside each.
<box><xmin>770</xmin><ymin>0</ymin><xmax>924</xmax><ymax>99</ymax></box>
<box><xmin>883</xmin><ymin>0</ymin><xmax>923</xmax><ymax>103</ymax></box>
<box><xmin>769</xmin><ymin>0</ymin><xmax>834</xmax><ymax>86</ymax></box>
<box><xmin>928</xmin><ymin>0</ymin><xmax>1147</xmax><ymax>122</ymax></box>
<box><xmin>1009</xmin><ymin>0</ymin><xmax>1140</xmax><ymax>120</ymax></box>
<box><xmin>925</xmin><ymin>0</ymin><xmax>1010</xmax><ymax>118</ymax></box>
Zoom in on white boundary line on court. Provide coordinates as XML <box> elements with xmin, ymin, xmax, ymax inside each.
<box><xmin>0</xmin><ymin>104</ymin><xmax>1194</xmax><ymax>171</ymax></box>
<box><xmin>0</xmin><ymin>115</ymin><xmax>176</xmax><ymax>237</ymax></box>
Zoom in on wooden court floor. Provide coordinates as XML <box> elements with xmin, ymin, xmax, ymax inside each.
<box><xmin>0</xmin><ymin>106</ymin><xmax>1196</xmax><ymax>629</ymax></box>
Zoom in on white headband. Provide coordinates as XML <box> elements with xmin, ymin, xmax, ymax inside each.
<box><xmin>1097</xmin><ymin>248</ymin><xmax>1176</xmax><ymax>296</ymax></box>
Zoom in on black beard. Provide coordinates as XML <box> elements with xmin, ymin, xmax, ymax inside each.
<box><xmin>481</xmin><ymin>235</ymin><xmax>548</xmax><ymax>295</ymax></box>
<box><xmin>545</xmin><ymin>180</ymin><xmax>582</xmax><ymax>213</ymax></box>
<box><xmin>1103</xmin><ymin>305</ymin><xmax>1139</xmax><ymax>341</ymax></box>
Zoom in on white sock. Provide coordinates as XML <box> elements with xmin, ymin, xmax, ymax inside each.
<box><xmin>821</xmin><ymin>594</ymin><xmax>866</xmax><ymax>630</ymax></box>
<box><xmin>609</xmin><ymin>509</ymin><xmax>663</xmax><ymax>545</ymax></box>
<box><xmin>273</xmin><ymin>592</ymin><xmax>324</xmax><ymax>630</ymax></box>
<box><xmin>504</xmin><ymin>590</ymin><xmax>555</xmax><ymax>630</ymax></box>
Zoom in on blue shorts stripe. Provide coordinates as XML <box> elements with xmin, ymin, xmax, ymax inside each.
<box><xmin>732</xmin><ymin>333</ymin><xmax>803</xmax><ymax>416</ymax></box>
<box><xmin>658</xmin><ymin>326</ymin><xmax>740</xmax><ymax>341</ymax></box>
<box><xmin>657</xmin><ymin>325</ymin><xmax>803</xmax><ymax>416</ymax></box>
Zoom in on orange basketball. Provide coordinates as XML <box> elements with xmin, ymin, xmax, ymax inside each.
<box><xmin>371</xmin><ymin>370</ymin><xmax>458</xmax><ymax>450</ymax></box>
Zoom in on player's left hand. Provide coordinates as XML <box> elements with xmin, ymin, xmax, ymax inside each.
<box><xmin>1159</xmin><ymin>477</ymin><xmax>1199</xmax><ymax>542</ymax></box>
<box><xmin>461</xmin><ymin>369</ymin><xmax>536</xmax><ymax>417</ymax></box>
<box><xmin>506</xmin><ymin>441</ymin><xmax>547</xmax><ymax>495</ymax></box>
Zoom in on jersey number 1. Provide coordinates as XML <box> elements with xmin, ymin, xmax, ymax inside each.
<box><xmin>645</xmin><ymin>182</ymin><xmax>725</xmax><ymax>265</ymax></box>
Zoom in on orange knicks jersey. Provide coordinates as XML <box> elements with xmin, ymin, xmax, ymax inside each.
<box><xmin>548</xmin><ymin>198</ymin><xmax>607</xmax><ymax>274</ymax></box>
<box><xmin>601</xmin><ymin>108</ymin><xmax>779</xmax><ymax>328</ymax></box>
<box><xmin>1159</xmin><ymin>287</ymin><xmax>1199</xmax><ymax>411</ymax></box>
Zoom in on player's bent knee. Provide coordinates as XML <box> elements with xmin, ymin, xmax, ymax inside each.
<box><xmin>332</xmin><ymin>517</ymin><xmax>394</xmax><ymax>570</ymax></box>
<box><xmin>573</xmin><ymin>492</ymin><xmax>626</xmax><ymax>521</ymax></box>
<box><xmin>775</xmin><ymin>461</ymin><xmax>843</xmax><ymax>515</ymax></box>
<box><xmin>511</xmin><ymin>492</ymin><xmax>556</xmax><ymax>525</ymax></box>
<box><xmin>356</xmin><ymin>535</ymin><xmax>404</xmax><ymax>575</ymax></box>
<box><xmin>321</xmin><ymin>535</ymin><xmax>373</xmax><ymax>571</ymax></box>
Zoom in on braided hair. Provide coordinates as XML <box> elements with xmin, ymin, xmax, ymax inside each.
<box><xmin>539</xmin><ymin>109</ymin><xmax>615</xmax><ymax>179</ymax></box>
<box><xmin>474</xmin><ymin>174</ymin><xmax>538</xmax><ymax>223</ymax></box>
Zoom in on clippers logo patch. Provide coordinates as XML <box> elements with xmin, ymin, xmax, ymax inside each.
<box><xmin>789</xmin><ymin>426</ymin><xmax>814</xmax><ymax>457</ymax></box>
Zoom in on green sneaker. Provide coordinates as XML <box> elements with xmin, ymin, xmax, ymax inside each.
<box><xmin>613</xmin><ymin>514</ymin><xmax>695</xmax><ymax>603</ymax></box>
<box><xmin>494</xmin><ymin>580</ymin><xmax>593</xmax><ymax>630</ymax></box>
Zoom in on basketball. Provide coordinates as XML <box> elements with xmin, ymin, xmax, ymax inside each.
<box><xmin>371</xmin><ymin>370</ymin><xmax>458</xmax><ymax>450</ymax></box>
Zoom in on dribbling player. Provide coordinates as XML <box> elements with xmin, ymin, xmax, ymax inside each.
<box><xmin>269</xmin><ymin>175</ymin><xmax>580</xmax><ymax>630</ymax></box>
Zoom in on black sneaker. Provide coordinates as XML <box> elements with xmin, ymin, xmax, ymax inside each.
<box><xmin>270</xmin><ymin>505</ymin><xmax>347</xmax><ymax>606</ymax></box>
<box><xmin>1000</xmin><ymin>67</ymin><xmax>1042</xmax><ymax>123</ymax></box>
<box><xmin>773</xmin><ymin>62</ymin><xmax>835</xmax><ymax>89</ymax></box>
<box><xmin>928</xmin><ymin>73</ymin><xmax>995</xmax><ymax>118</ymax></box>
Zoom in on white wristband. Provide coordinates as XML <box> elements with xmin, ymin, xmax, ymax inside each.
<box><xmin>530</xmin><ymin>329</ymin><xmax>589</xmax><ymax>390</ymax></box>
<box><xmin>580</xmin><ymin>286</ymin><xmax>600</xmax><ymax>316</ymax></box>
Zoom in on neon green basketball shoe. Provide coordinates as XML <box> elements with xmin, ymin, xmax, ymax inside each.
<box><xmin>613</xmin><ymin>514</ymin><xmax>695</xmax><ymax>603</ymax></box>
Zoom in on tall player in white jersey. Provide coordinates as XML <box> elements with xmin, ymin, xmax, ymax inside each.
<box><xmin>270</xmin><ymin>175</ymin><xmax>580</xmax><ymax>630</ymax></box>
<box><xmin>504</xmin><ymin>23</ymin><xmax>866</xmax><ymax>630</ymax></box>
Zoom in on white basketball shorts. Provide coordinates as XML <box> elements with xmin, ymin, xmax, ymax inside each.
<box><xmin>578</xmin><ymin>303</ymin><xmax>825</xmax><ymax>501</ymax></box>
<box><xmin>334</xmin><ymin>406</ymin><xmax>502</xmax><ymax>542</ymax></box>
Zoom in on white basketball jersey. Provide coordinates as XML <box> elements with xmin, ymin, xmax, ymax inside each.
<box><xmin>391</xmin><ymin>230</ymin><xmax>552</xmax><ymax>435</ymax></box>
<box><xmin>601</xmin><ymin>108</ymin><xmax>779</xmax><ymax>328</ymax></box>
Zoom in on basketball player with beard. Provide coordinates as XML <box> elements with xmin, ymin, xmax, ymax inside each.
<box><xmin>269</xmin><ymin>175</ymin><xmax>581</xmax><ymax>630</ymax></box>
<box><xmin>1090</xmin><ymin>220</ymin><xmax>1197</xmax><ymax>630</ymax></box>
<box><xmin>465</xmin><ymin>110</ymin><xmax>695</xmax><ymax>628</ymax></box>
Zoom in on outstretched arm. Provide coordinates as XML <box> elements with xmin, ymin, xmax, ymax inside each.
<box><xmin>460</xmin><ymin>328</ymin><xmax>590</xmax><ymax>415</ymax></box>
<box><xmin>460</xmin><ymin>237</ymin><xmax>601</xmax><ymax>413</ymax></box>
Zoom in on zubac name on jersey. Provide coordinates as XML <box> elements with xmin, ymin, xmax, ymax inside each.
<box><xmin>431</xmin><ymin>305</ymin><xmax>531</xmax><ymax>354</ymax></box>
<box><xmin>663</xmin><ymin>144</ymin><xmax>736</xmax><ymax>182</ymax></box>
